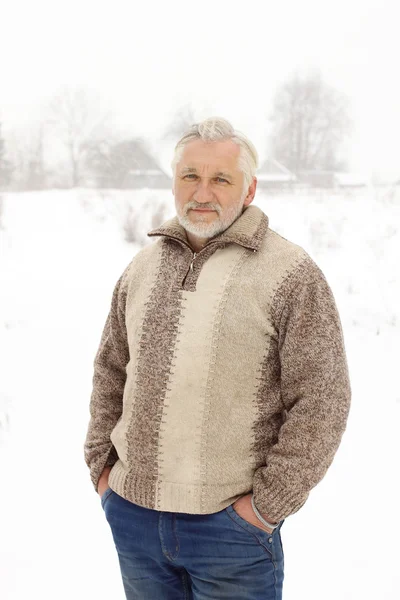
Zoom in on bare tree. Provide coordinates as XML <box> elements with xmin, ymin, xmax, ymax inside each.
<box><xmin>7</xmin><ymin>124</ymin><xmax>48</xmax><ymax>190</ymax></box>
<box><xmin>47</xmin><ymin>87</ymin><xmax>111</xmax><ymax>187</ymax></box>
<box><xmin>26</xmin><ymin>124</ymin><xmax>46</xmax><ymax>189</ymax></box>
<box><xmin>269</xmin><ymin>70</ymin><xmax>351</xmax><ymax>173</ymax></box>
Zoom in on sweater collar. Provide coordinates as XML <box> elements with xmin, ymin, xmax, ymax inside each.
<box><xmin>147</xmin><ymin>205</ymin><xmax>269</xmax><ymax>252</ymax></box>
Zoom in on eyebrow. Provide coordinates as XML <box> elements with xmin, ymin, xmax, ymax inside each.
<box><xmin>180</xmin><ymin>167</ymin><xmax>233</xmax><ymax>180</ymax></box>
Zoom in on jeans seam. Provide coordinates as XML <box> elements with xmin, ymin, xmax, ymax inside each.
<box><xmin>272</xmin><ymin>551</ymin><xmax>278</xmax><ymax>600</ymax></box>
<box><xmin>271</xmin><ymin>530</ymin><xmax>284</xmax><ymax>599</ymax></box>
<box><xmin>180</xmin><ymin>568</ymin><xmax>191</xmax><ymax>600</ymax></box>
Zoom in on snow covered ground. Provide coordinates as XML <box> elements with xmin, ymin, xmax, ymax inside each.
<box><xmin>0</xmin><ymin>186</ymin><xmax>399</xmax><ymax>599</ymax></box>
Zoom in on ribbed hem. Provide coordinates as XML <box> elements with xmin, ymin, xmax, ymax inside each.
<box><xmin>108</xmin><ymin>460</ymin><xmax>251</xmax><ymax>514</ymax></box>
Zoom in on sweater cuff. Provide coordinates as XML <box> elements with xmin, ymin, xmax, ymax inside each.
<box><xmin>252</xmin><ymin>476</ymin><xmax>309</xmax><ymax>522</ymax></box>
<box><xmin>88</xmin><ymin>446</ymin><xmax>118</xmax><ymax>493</ymax></box>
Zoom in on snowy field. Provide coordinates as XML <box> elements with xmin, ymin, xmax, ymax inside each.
<box><xmin>0</xmin><ymin>186</ymin><xmax>399</xmax><ymax>599</ymax></box>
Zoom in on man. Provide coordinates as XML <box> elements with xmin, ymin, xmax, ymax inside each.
<box><xmin>84</xmin><ymin>117</ymin><xmax>351</xmax><ymax>600</ymax></box>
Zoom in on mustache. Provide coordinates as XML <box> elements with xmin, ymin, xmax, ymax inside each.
<box><xmin>184</xmin><ymin>201</ymin><xmax>221</xmax><ymax>214</ymax></box>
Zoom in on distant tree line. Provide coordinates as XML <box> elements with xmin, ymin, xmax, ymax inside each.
<box><xmin>0</xmin><ymin>70</ymin><xmax>351</xmax><ymax>192</ymax></box>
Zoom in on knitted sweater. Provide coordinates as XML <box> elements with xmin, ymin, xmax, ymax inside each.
<box><xmin>84</xmin><ymin>205</ymin><xmax>351</xmax><ymax>522</ymax></box>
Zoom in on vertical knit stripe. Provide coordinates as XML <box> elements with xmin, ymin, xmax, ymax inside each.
<box><xmin>197</xmin><ymin>248</ymin><xmax>264</xmax><ymax>509</ymax></box>
<box><xmin>109</xmin><ymin>243</ymin><xmax>163</xmax><ymax>467</ymax></box>
<box><xmin>252</xmin><ymin>249</ymin><xmax>351</xmax><ymax>520</ymax></box>
<box><xmin>109</xmin><ymin>241</ymin><xmax>187</xmax><ymax>507</ymax></box>
<box><xmin>197</xmin><ymin>232</ymin><xmax>307</xmax><ymax>511</ymax></box>
<box><xmin>251</xmin><ymin>233</ymin><xmax>310</xmax><ymax>467</ymax></box>
<box><xmin>124</xmin><ymin>241</ymin><xmax>185</xmax><ymax>506</ymax></box>
<box><xmin>156</xmin><ymin>245</ymin><xmax>247</xmax><ymax>512</ymax></box>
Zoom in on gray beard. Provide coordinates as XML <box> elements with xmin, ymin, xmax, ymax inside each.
<box><xmin>177</xmin><ymin>202</ymin><xmax>244</xmax><ymax>240</ymax></box>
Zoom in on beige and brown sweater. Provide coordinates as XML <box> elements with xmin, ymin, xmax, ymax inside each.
<box><xmin>84</xmin><ymin>205</ymin><xmax>351</xmax><ymax>522</ymax></box>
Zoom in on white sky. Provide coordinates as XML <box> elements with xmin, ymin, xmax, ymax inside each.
<box><xmin>1</xmin><ymin>0</ymin><xmax>399</xmax><ymax>179</ymax></box>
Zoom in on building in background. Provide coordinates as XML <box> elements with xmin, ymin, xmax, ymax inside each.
<box><xmin>122</xmin><ymin>142</ymin><xmax>172</xmax><ymax>189</ymax></box>
<box><xmin>296</xmin><ymin>170</ymin><xmax>369</xmax><ymax>189</ymax></box>
<box><xmin>256</xmin><ymin>158</ymin><xmax>297</xmax><ymax>189</ymax></box>
<box><xmin>87</xmin><ymin>139</ymin><xmax>172</xmax><ymax>189</ymax></box>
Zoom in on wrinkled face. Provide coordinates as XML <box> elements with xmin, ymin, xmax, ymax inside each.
<box><xmin>173</xmin><ymin>139</ymin><xmax>253</xmax><ymax>240</ymax></box>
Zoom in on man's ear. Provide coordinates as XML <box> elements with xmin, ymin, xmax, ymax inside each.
<box><xmin>243</xmin><ymin>176</ymin><xmax>257</xmax><ymax>207</ymax></box>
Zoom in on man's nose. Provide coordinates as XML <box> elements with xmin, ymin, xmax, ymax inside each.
<box><xmin>193</xmin><ymin>179</ymin><xmax>214</xmax><ymax>203</ymax></box>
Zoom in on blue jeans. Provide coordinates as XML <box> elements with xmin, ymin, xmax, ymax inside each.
<box><xmin>101</xmin><ymin>487</ymin><xmax>284</xmax><ymax>599</ymax></box>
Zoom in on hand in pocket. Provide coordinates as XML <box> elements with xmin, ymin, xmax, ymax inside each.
<box><xmin>98</xmin><ymin>466</ymin><xmax>111</xmax><ymax>498</ymax></box>
<box><xmin>232</xmin><ymin>493</ymin><xmax>275</xmax><ymax>534</ymax></box>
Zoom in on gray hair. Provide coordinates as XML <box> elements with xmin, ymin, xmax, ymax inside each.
<box><xmin>171</xmin><ymin>117</ymin><xmax>259</xmax><ymax>195</ymax></box>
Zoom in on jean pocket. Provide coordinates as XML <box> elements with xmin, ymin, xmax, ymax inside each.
<box><xmin>225</xmin><ymin>504</ymin><xmax>274</xmax><ymax>538</ymax></box>
<box><xmin>100</xmin><ymin>487</ymin><xmax>114</xmax><ymax>509</ymax></box>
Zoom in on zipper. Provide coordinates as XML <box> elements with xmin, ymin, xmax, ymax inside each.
<box><xmin>153</xmin><ymin>236</ymin><xmax>255</xmax><ymax>289</ymax></box>
<box><xmin>189</xmin><ymin>252</ymin><xmax>197</xmax><ymax>271</ymax></box>
<box><xmin>182</xmin><ymin>251</ymin><xmax>197</xmax><ymax>287</ymax></box>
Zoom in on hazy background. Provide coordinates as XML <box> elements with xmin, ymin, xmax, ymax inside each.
<box><xmin>1</xmin><ymin>0</ymin><xmax>399</xmax><ymax>182</ymax></box>
<box><xmin>1</xmin><ymin>1</ymin><xmax>399</xmax><ymax>599</ymax></box>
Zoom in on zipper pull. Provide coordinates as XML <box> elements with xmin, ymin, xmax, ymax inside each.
<box><xmin>190</xmin><ymin>252</ymin><xmax>197</xmax><ymax>271</ymax></box>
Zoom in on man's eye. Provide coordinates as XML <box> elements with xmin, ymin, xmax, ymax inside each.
<box><xmin>215</xmin><ymin>177</ymin><xmax>228</xmax><ymax>183</ymax></box>
<box><xmin>183</xmin><ymin>174</ymin><xmax>197</xmax><ymax>179</ymax></box>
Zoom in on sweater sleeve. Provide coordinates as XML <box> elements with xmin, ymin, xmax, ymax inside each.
<box><xmin>252</xmin><ymin>263</ymin><xmax>351</xmax><ymax>522</ymax></box>
<box><xmin>83</xmin><ymin>264</ymin><xmax>131</xmax><ymax>492</ymax></box>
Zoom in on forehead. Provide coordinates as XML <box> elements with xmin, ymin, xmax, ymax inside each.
<box><xmin>178</xmin><ymin>139</ymin><xmax>241</xmax><ymax>172</ymax></box>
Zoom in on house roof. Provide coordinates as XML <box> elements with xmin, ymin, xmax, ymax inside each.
<box><xmin>257</xmin><ymin>158</ymin><xmax>297</xmax><ymax>182</ymax></box>
<box><xmin>128</xmin><ymin>142</ymin><xmax>169</xmax><ymax>176</ymax></box>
